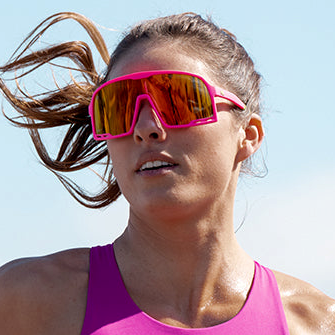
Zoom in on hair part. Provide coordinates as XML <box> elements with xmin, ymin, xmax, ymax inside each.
<box><xmin>0</xmin><ymin>12</ymin><xmax>264</xmax><ymax>209</ymax></box>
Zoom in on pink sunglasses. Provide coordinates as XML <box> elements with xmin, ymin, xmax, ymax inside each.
<box><xmin>89</xmin><ymin>70</ymin><xmax>246</xmax><ymax>140</ymax></box>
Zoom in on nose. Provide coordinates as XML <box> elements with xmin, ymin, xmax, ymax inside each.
<box><xmin>133</xmin><ymin>97</ymin><xmax>167</xmax><ymax>143</ymax></box>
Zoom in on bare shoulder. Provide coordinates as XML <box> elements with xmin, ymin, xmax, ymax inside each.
<box><xmin>273</xmin><ymin>270</ymin><xmax>335</xmax><ymax>335</ymax></box>
<box><xmin>0</xmin><ymin>248</ymin><xmax>90</xmax><ymax>335</ymax></box>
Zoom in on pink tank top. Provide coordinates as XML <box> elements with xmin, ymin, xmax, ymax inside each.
<box><xmin>81</xmin><ymin>244</ymin><xmax>290</xmax><ymax>334</ymax></box>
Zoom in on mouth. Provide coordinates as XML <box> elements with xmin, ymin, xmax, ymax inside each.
<box><xmin>138</xmin><ymin>160</ymin><xmax>175</xmax><ymax>172</ymax></box>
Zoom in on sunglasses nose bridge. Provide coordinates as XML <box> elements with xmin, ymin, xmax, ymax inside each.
<box><xmin>132</xmin><ymin>94</ymin><xmax>168</xmax><ymax>141</ymax></box>
<box><xmin>133</xmin><ymin>94</ymin><xmax>162</xmax><ymax>125</ymax></box>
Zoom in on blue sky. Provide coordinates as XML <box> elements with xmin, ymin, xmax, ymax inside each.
<box><xmin>1</xmin><ymin>0</ymin><xmax>334</xmax><ymax>297</ymax></box>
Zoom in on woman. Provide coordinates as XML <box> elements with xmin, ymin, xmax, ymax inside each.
<box><xmin>0</xmin><ymin>12</ymin><xmax>334</xmax><ymax>335</ymax></box>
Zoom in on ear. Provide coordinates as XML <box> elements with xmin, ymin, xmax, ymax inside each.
<box><xmin>236</xmin><ymin>113</ymin><xmax>264</xmax><ymax>163</ymax></box>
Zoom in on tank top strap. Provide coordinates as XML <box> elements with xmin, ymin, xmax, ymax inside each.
<box><xmin>81</xmin><ymin>244</ymin><xmax>140</xmax><ymax>335</ymax></box>
<box><xmin>237</xmin><ymin>262</ymin><xmax>290</xmax><ymax>333</ymax></box>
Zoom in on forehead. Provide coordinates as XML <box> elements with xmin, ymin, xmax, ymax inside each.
<box><xmin>108</xmin><ymin>41</ymin><xmax>215</xmax><ymax>84</ymax></box>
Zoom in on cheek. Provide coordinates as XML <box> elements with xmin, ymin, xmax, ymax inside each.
<box><xmin>106</xmin><ymin>140</ymin><xmax>126</xmax><ymax>181</ymax></box>
<box><xmin>106</xmin><ymin>140</ymin><xmax>116</xmax><ymax>166</ymax></box>
<box><xmin>195</xmin><ymin>122</ymin><xmax>239</xmax><ymax>159</ymax></box>
<box><xmin>200</xmin><ymin>129</ymin><xmax>241</xmax><ymax>177</ymax></box>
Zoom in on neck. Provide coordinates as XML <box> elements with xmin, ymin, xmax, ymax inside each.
<box><xmin>127</xmin><ymin>200</ymin><xmax>236</xmax><ymax>257</ymax></box>
<box><xmin>114</xmin><ymin>200</ymin><xmax>254</xmax><ymax>328</ymax></box>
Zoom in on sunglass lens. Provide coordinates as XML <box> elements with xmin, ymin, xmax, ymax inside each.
<box><xmin>93</xmin><ymin>80</ymin><xmax>140</xmax><ymax>136</ymax></box>
<box><xmin>149</xmin><ymin>74</ymin><xmax>213</xmax><ymax>125</ymax></box>
<box><xmin>92</xmin><ymin>73</ymin><xmax>214</xmax><ymax>137</ymax></box>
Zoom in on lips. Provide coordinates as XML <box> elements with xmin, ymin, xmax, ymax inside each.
<box><xmin>139</xmin><ymin>160</ymin><xmax>174</xmax><ymax>171</ymax></box>
<box><xmin>135</xmin><ymin>153</ymin><xmax>177</xmax><ymax>173</ymax></box>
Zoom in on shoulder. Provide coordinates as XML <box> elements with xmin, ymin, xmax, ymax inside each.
<box><xmin>0</xmin><ymin>248</ymin><xmax>90</xmax><ymax>335</ymax></box>
<box><xmin>273</xmin><ymin>269</ymin><xmax>335</xmax><ymax>335</ymax></box>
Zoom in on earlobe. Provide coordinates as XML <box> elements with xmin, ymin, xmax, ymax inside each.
<box><xmin>236</xmin><ymin>114</ymin><xmax>264</xmax><ymax>163</ymax></box>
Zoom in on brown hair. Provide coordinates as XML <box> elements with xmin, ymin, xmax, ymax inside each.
<box><xmin>0</xmin><ymin>12</ymin><xmax>262</xmax><ymax>209</ymax></box>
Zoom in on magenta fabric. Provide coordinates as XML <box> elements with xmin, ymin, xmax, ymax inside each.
<box><xmin>81</xmin><ymin>244</ymin><xmax>290</xmax><ymax>334</ymax></box>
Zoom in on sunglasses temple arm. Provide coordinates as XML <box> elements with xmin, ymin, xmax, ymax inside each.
<box><xmin>213</xmin><ymin>87</ymin><xmax>246</xmax><ymax>110</ymax></box>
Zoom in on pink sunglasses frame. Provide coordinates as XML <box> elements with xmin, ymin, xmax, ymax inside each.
<box><xmin>89</xmin><ymin>70</ymin><xmax>246</xmax><ymax>140</ymax></box>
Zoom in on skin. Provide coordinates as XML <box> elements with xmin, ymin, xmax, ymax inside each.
<box><xmin>0</xmin><ymin>42</ymin><xmax>334</xmax><ymax>335</ymax></box>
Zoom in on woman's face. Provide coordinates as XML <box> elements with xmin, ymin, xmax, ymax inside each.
<box><xmin>106</xmin><ymin>42</ymin><xmax>248</xmax><ymax>221</ymax></box>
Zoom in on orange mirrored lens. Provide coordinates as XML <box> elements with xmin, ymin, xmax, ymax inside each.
<box><xmin>148</xmin><ymin>74</ymin><xmax>213</xmax><ymax>126</ymax></box>
<box><xmin>93</xmin><ymin>79</ymin><xmax>141</xmax><ymax>135</ymax></box>
<box><xmin>93</xmin><ymin>74</ymin><xmax>213</xmax><ymax>136</ymax></box>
